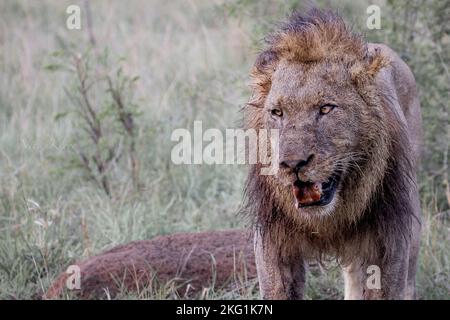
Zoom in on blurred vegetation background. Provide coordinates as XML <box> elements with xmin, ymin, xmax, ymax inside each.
<box><xmin>0</xmin><ymin>0</ymin><xmax>448</xmax><ymax>299</ymax></box>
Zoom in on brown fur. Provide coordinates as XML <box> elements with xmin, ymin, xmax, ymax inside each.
<box><xmin>243</xmin><ymin>9</ymin><xmax>422</xmax><ymax>299</ymax></box>
<box><xmin>45</xmin><ymin>230</ymin><xmax>256</xmax><ymax>299</ymax></box>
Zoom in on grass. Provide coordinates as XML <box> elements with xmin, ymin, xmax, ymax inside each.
<box><xmin>0</xmin><ymin>0</ymin><xmax>448</xmax><ymax>299</ymax></box>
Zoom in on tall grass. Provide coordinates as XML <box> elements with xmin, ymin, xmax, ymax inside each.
<box><xmin>0</xmin><ymin>0</ymin><xmax>448</xmax><ymax>299</ymax></box>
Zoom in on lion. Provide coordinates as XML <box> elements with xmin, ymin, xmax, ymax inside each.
<box><xmin>45</xmin><ymin>230</ymin><xmax>256</xmax><ymax>299</ymax></box>
<box><xmin>243</xmin><ymin>9</ymin><xmax>422</xmax><ymax>300</ymax></box>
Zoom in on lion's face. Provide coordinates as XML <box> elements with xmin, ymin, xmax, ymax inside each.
<box><xmin>264</xmin><ymin>59</ymin><xmax>368</xmax><ymax>213</ymax></box>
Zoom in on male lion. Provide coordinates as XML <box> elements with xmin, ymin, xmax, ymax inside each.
<box><xmin>243</xmin><ymin>9</ymin><xmax>422</xmax><ymax>300</ymax></box>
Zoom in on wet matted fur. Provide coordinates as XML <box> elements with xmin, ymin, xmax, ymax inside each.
<box><xmin>243</xmin><ymin>9</ymin><xmax>422</xmax><ymax>300</ymax></box>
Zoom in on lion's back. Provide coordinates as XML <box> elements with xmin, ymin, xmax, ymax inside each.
<box><xmin>370</xmin><ymin>43</ymin><xmax>423</xmax><ymax>165</ymax></box>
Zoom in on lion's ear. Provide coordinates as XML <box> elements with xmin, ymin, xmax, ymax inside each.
<box><xmin>365</xmin><ymin>47</ymin><xmax>390</xmax><ymax>77</ymax></box>
<box><xmin>254</xmin><ymin>50</ymin><xmax>278</xmax><ymax>73</ymax></box>
<box><xmin>351</xmin><ymin>47</ymin><xmax>390</xmax><ymax>83</ymax></box>
<box><xmin>248</xmin><ymin>50</ymin><xmax>279</xmax><ymax>108</ymax></box>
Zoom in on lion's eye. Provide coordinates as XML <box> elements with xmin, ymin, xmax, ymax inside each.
<box><xmin>319</xmin><ymin>104</ymin><xmax>335</xmax><ymax>115</ymax></box>
<box><xmin>271</xmin><ymin>108</ymin><xmax>283</xmax><ymax>117</ymax></box>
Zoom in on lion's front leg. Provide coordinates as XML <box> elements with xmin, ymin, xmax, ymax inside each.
<box><xmin>367</xmin><ymin>252</ymin><xmax>410</xmax><ymax>299</ymax></box>
<box><xmin>343</xmin><ymin>240</ymin><xmax>410</xmax><ymax>300</ymax></box>
<box><xmin>342</xmin><ymin>261</ymin><xmax>365</xmax><ymax>299</ymax></box>
<box><xmin>254</xmin><ymin>230</ymin><xmax>306</xmax><ymax>300</ymax></box>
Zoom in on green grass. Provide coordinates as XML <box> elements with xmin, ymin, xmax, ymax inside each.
<box><xmin>0</xmin><ymin>0</ymin><xmax>448</xmax><ymax>300</ymax></box>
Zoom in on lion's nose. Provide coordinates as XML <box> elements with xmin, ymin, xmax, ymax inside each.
<box><xmin>280</xmin><ymin>154</ymin><xmax>314</xmax><ymax>172</ymax></box>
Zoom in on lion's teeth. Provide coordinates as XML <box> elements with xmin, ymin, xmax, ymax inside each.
<box><xmin>292</xmin><ymin>181</ymin><xmax>322</xmax><ymax>206</ymax></box>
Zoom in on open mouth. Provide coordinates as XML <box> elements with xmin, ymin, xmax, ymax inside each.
<box><xmin>292</xmin><ymin>172</ymin><xmax>341</xmax><ymax>208</ymax></box>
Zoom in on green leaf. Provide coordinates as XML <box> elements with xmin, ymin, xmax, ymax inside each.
<box><xmin>54</xmin><ymin>111</ymin><xmax>70</xmax><ymax>121</ymax></box>
<box><xmin>44</xmin><ymin>63</ymin><xmax>63</xmax><ymax>72</ymax></box>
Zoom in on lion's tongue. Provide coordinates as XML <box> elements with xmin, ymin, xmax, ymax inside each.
<box><xmin>292</xmin><ymin>182</ymin><xmax>322</xmax><ymax>206</ymax></box>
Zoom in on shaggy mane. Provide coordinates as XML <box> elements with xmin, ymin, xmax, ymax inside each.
<box><xmin>267</xmin><ymin>9</ymin><xmax>366</xmax><ymax>63</ymax></box>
